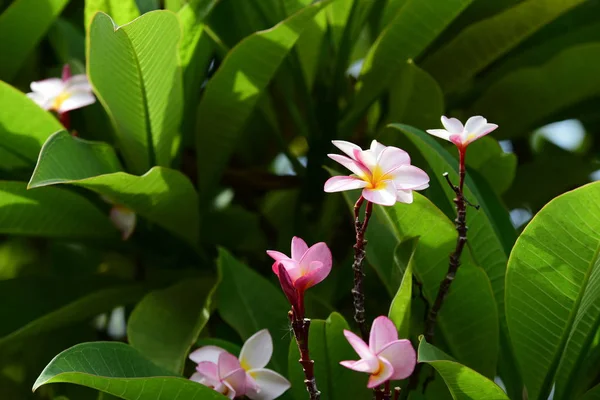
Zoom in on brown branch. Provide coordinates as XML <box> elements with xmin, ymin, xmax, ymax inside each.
<box><xmin>352</xmin><ymin>196</ymin><xmax>372</xmax><ymax>341</ymax></box>
<box><xmin>289</xmin><ymin>311</ymin><xmax>320</xmax><ymax>400</ymax></box>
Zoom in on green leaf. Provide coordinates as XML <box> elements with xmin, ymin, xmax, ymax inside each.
<box><xmin>0</xmin><ymin>0</ymin><xmax>70</xmax><ymax>81</ymax></box>
<box><xmin>464</xmin><ymin>137</ymin><xmax>516</xmax><ymax>195</ymax></box>
<box><xmin>84</xmin><ymin>0</ymin><xmax>140</xmax><ymax>30</ymax></box>
<box><xmin>195</xmin><ymin>0</ymin><xmax>331</xmax><ymax>198</ymax></box>
<box><xmin>581</xmin><ymin>383</ymin><xmax>600</xmax><ymax>400</ymax></box>
<box><xmin>288</xmin><ymin>313</ymin><xmax>370</xmax><ymax>400</ymax></box>
<box><xmin>29</xmin><ymin>132</ymin><xmax>199</xmax><ymax>246</ymax></box>
<box><xmin>33</xmin><ymin>342</ymin><xmax>228</xmax><ymax>399</ymax></box>
<box><xmin>0</xmin><ymin>181</ymin><xmax>115</xmax><ymax>238</ymax></box>
<box><xmin>506</xmin><ymin>182</ymin><xmax>600</xmax><ymax>400</ymax></box>
<box><xmin>88</xmin><ymin>11</ymin><xmax>183</xmax><ymax>173</ymax></box>
<box><xmin>127</xmin><ymin>278</ymin><xmax>218</xmax><ymax>374</ymax></box>
<box><xmin>469</xmin><ymin>43</ymin><xmax>600</xmax><ymax>138</ymax></box>
<box><xmin>0</xmin><ymin>277</ymin><xmax>144</xmax><ymax>355</ymax></box>
<box><xmin>423</xmin><ymin>0</ymin><xmax>587</xmax><ymax>93</ymax></box>
<box><xmin>0</xmin><ymin>81</ymin><xmax>63</xmax><ymax>169</ymax></box>
<box><xmin>388</xmin><ymin>246</ymin><xmax>414</xmax><ymax>339</ymax></box>
<box><xmin>340</xmin><ymin>0</ymin><xmax>473</xmax><ymax>134</ymax></box>
<box><xmin>216</xmin><ymin>248</ymin><xmax>290</xmax><ymax>373</ymax></box>
<box><xmin>418</xmin><ymin>338</ymin><xmax>509</xmax><ymax>400</ymax></box>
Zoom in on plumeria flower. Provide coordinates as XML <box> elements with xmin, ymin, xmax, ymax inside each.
<box><xmin>324</xmin><ymin>140</ymin><xmax>429</xmax><ymax>206</ymax></box>
<box><xmin>267</xmin><ymin>237</ymin><xmax>332</xmax><ymax>317</ymax></box>
<box><xmin>189</xmin><ymin>329</ymin><xmax>291</xmax><ymax>400</ymax></box>
<box><xmin>102</xmin><ymin>196</ymin><xmax>136</xmax><ymax>240</ymax></box>
<box><xmin>426</xmin><ymin>115</ymin><xmax>498</xmax><ymax>151</ymax></box>
<box><xmin>340</xmin><ymin>316</ymin><xmax>416</xmax><ymax>388</ymax></box>
<box><xmin>26</xmin><ymin>67</ymin><xmax>95</xmax><ymax>114</ymax></box>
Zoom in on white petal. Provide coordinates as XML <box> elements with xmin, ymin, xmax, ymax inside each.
<box><xmin>441</xmin><ymin>116</ymin><xmax>463</xmax><ymax>134</ymax></box>
<box><xmin>328</xmin><ymin>154</ymin><xmax>369</xmax><ymax>178</ymax></box>
<box><xmin>467</xmin><ymin>123</ymin><xmax>498</xmax><ymax>145</ymax></box>
<box><xmin>396</xmin><ymin>190</ymin><xmax>413</xmax><ymax>204</ymax></box>
<box><xmin>464</xmin><ymin>116</ymin><xmax>487</xmax><ymax>134</ymax></box>
<box><xmin>57</xmin><ymin>91</ymin><xmax>96</xmax><ymax>113</ymax></box>
<box><xmin>390</xmin><ymin>165</ymin><xmax>430</xmax><ymax>190</ymax></box>
<box><xmin>324</xmin><ymin>176</ymin><xmax>368</xmax><ymax>192</ymax></box>
<box><xmin>362</xmin><ymin>181</ymin><xmax>397</xmax><ymax>206</ymax></box>
<box><xmin>240</xmin><ymin>329</ymin><xmax>273</xmax><ymax>370</ymax></box>
<box><xmin>26</xmin><ymin>92</ymin><xmax>53</xmax><ymax>110</ymax></box>
<box><xmin>425</xmin><ymin>129</ymin><xmax>451</xmax><ymax>142</ymax></box>
<box><xmin>65</xmin><ymin>74</ymin><xmax>92</xmax><ymax>92</ymax></box>
<box><xmin>370</xmin><ymin>140</ymin><xmax>386</xmax><ymax>157</ymax></box>
<box><xmin>30</xmin><ymin>78</ymin><xmax>64</xmax><ymax>98</ymax></box>
<box><xmin>109</xmin><ymin>205</ymin><xmax>136</xmax><ymax>240</ymax></box>
<box><xmin>189</xmin><ymin>345</ymin><xmax>227</xmax><ymax>364</ymax></box>
<box><xmin>332</xmin><ymin>140</ymin><xmax>363</xmax><ymax>160</ymax></box>
<box><xmin>246</xmin><ymin>369</ymin><xmax>291</xmax><ymax>400</ymax></box>
<box><xmin>376</xmin><ymin>146</ymin><xmax>410</xmax><ymax>174</ymax></box>
<box><xmin>355</xmin><ymin>149</ymin><xmax>378</xmax><ymax>172</ymax></box>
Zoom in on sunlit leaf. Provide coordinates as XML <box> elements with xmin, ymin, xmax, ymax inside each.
<box><xmin>84</xmin><ymin>0</ymin><xmax>140</xmax><ymax>30</ymax></box>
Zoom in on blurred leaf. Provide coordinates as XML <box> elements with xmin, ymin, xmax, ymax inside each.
<box><xmin>418</xmin><ymin>338</ymin><xmax>509</xmax><ymax>399</ymax></box>
<box><xmin>288</xmin><ymin>312</ymin><xmax>370</xmax><ymax>400</ymax></box>
<box><xmin>0</xmin><ymin>81</ymin><xmax>62</xmax><ymax>169</ymax></box>
<box><xmin>33</xmin><ymin>342</ymin><xmax>227</xmax><ymax>399</ymax></box>
<box><xmin>195</xmin><ymin>0</ymin><xmax>331</xmax><ymax>198</ymax></box>
<box><xmin>581</xmin><ymin>384</ymin><xmax>600</xmax><ymax>400</ymax></box>
<box><xmin>0</xmin><ymin>0</ymin><xmax>70</xmax><ymax>81</ymax></box>
<box><xmin>29</xmin><ymin>131</ymin><xmax>199</xmax><ymax>246</ymax></box>
<box><xmin>469</xmin><ymin>43</ymin><xmax>600</xmax><ymax>138</ymax></box>
<box><xmin>0</xmin><ymin>277</ymin><xmax>144</xmax><ymax>355</ymax></box>
<box><xmin>84</xmin><ymin>0</ymin><xmax>140</xmax><ymax>30</ymax></box>
<box><xmin>506</xmin><ymin>182</ymin><xmax>600</xmax><ymax>400</ymax></box>
<box><xmin>202</xmin><ymin>205</ymin><xmax>267</xmax><ymax>251</ymax></box>
<box><xmin>216</xmin><ymin>248</ymin><xmax>290</xmax><ymax>373</ymax></box>
<box><xmin>48</xmin><ymin>18</ymin><xmax>86</xmax><ymax>63</ymax></box>
<box><xmin>88</xmin><ymin>11</ymin><xmax>183</xmax><ymax>173</ymax></box>
<box><xmin>128</xmin><ymin>278</ymin><xmax>218</xmax><ymax>374</ymax></box>
<box><xmin>464</xmin><ymin>137</ymin><xmax>517</xmax><ymax>195</ymax></box>
<box><xmin>296</xmin><ymin>7</ymin><xmax>327</xmax><ymax>88</ymax></box>
<box><xmin>135</xmin><ymin>0</ymin><xmax>159</xmax><ymax>14</ymax></box>
<box><xmin>341</xmin><ymin>0</ymin><xmax>473</xmax><ymax>133</ymax></box>
<box><xmin>0</xmin><ymin>239</ymin><xmax>38</xmax><ymax>279</ymax></box>
<box><xmin>388</xmin><ymin>244</ymin><xmax>414</xmax><ymax>339</ymax></box>
<box><xmin>0</xmin><ymin>181</ymin><xmax>115</xmax><ymax>238</ymax></box>
<box><xmin>423</xmin><ymin>0</ymin><xmax>587</xmax><ymax>93</ymax></box>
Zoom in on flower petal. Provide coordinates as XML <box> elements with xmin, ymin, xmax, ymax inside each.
<box><xmin>219</xmin><ymin>353</ymin><xmax>246</xmax><ymax>395</ymax></box>
<box><xmin>390</xmin><ymin>165</ymin><xmax>430</xmax><ymax>190</ymax></box>
<box><xmin>467</xmin><ymin>123</ymin><xmax>498</xmax><ymax>144</ymax></box>
<box><xmin>65</xmin><ymin>74</ymin><xmax>92</xmax><ymax>92</ymax></box>
<box><xmin>396</xmin><ymin>190</ymin><xmax>414</xmax><ymax>204</ymax></box>
<box><xmin>324</xmin><ymin>176</ymin><xmax>368</xmax><ymax>193</ymax></box>
<box><xmin>441</xmin><ymin>116</ymin><xmax>463</xmax><ymax>134</ymax></box>
<box><xmin>332</xmin><ymin>140</ymin><xmax>363</xmax><ymax>160</ymax></box>
<box><xmin>343</xmin><ymin>330</ymin><xmax>376</xmax><ymax>362</ymax></box>
<box><xmin>425</xmin><ymin>129</ymin><xmax>451</xmax><ymax>142</ymax></box>
<box><xmin>196</xmin><ymin>361</ymin><xmax>220</xmax><ymax>381</ymax></box>
<box><xmin>58</xmin><ymin>91</ymin><xmax>96</xmax><ymax>113</ymax></box>
<box><xmin>340</xmin><ymin>358</ymin><xmax>378</xmax><ymax>374</ymax></box>
<box><xmin>30</xmin><ymin>78</ymin><xmax>64</xmax><ymax>98</ymax></box>
<box><xmin>26</xmin><ymin>92</ymin><xmax>53</xmax><ymax>110</ymax></box>
<box><xmin>190</xmin><ymin>372</ymin><xmax>206</xmax><ymax>383</ymax></box>
<box><xmin>369</xmin><ymin>316</ymin><xmax>399</xmax><ymax>354</ymax></box>
<box><xmin>355</xmin><ymin>149</ymin><xmax>378</xmax><ymax>172</ymax></box>
<box><xmin>276</xmin><ymin>263</ymin><xmax>299</xmax><ymax>308</ymax></box>
<box><xmin>377</xmin><ymin>146</ymin><xmax>410</xmax><ymax>174</ymax></box>
<box><xmin>367</xmin><ymin>358</ymin><xmax>395</xmax><ymax>388</ymax></box>
<box><xmin>328</xmin><ymin>154</ymin><xmax>369</xmax><ymax>178</ymax></box>
<box><xmin>464</xmin><ymin>115</ymin><xmax>487</xmax><ymax>135</ymax></box>
<box><xmin>189</xmin><ymin>345</ymin><xmax>227</xmax><ymax>364</ymax></box>
<box><xmin>294</xmin><ymin>261</ymin><xmax>331</xmax><ymax>290</ymax></box>
<box><xmin>240</xmin><ymin>329</ymin><xmax>273</xmax><ymax>370</ymax></box>
<box><xmin>218</xmin><ymin>352</ymin><xmax>243</xmax><ymax>378</ymax></box>
<box><xmin>246</xmin><ymin>368</ymin><xmax>291</xmax><ymax>400</ymax></box>
<box><xmin>362</xmin><ymin>181</ymin><xmax>397</xmax><ymax>206</ymax></box>
<box><xmin>222</xmin><ymin>382</ymin><xmax>237</xmax><ymax>399</ymax></box>
<box><xmin>291</xmin><ymin>236</ymin><xmax>308</xmax><ymax>261</ymax></box>
<box><xmin>370</xmin><ymin>140</ymin><xmax>386</xmax><ymax>158</ymax></box>
<box><xmin>378</xmin><ymin>339</ymin><xmax>416</xmax><ymax>380</ymax></box>
<box><xmin>299</xmin><ymin>242</ymin><xmax>332</xmax><ymax>272</ymax></box>
<box><xmin>266</xmin><ymin>250</ymin><xmax>289</xmax><ymax>263</ymax></box>
<box><xmin>109</xmin><ymin>205</ymin><xmax>136</xmax><ymax>240</ymax></box>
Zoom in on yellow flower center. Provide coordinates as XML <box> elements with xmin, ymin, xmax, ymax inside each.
<box><xmin>365</xmin><ymin>165</ymin><xmax>388</xmax><ymax>190</ymax></box>
<box><xmin>51</xmin><ymin>91</ymin><xmax>71</xmax><ymax>111</ymax></box>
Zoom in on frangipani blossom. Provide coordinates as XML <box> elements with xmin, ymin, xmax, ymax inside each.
<box><xmin>190</xmin><ymin>329</ymin><xmax>291</xmax><ymax>400</ymax></box>
<box><xmin>102</xmin><ymin>196</ymin><xmax>136</xmax><ymax>240</ymax></box>
<box><xmin>340</xmin><ymin>316</ymin><xmax>416</xmax><ymax>388</ymax></box>
<box><xmin>26</xmin><ymin>69</ymin><xmax>95</xmax><ymax>114</ymax></box>
<box><xmin>426</xmin><ymin>116</ymin><xmax>498</xmax><ymax>150</ymax></box>
<box><xmin>324</xmin><ymin>140</ymin><xmax>429</xmax><ymax>206</ymax></box>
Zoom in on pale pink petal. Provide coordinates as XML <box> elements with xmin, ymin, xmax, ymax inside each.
<box><xmin>65</xmin><ymin>74</ymin><xmax>92</xmax><ymax>92</ymax></box>
<box><xmin>355</xmin><ymin>149</ymin><xmax>378</xmax><ymax>172</ymax></box>
<box><xmin>343</xmin><ymin>330</ymin><xmax>376</xmax><ymax>361</ymax></box>
<box><xmin>57</xmin><ymin>91</ymin><xmax>96</xmax><ymax>113</ymax></box>
<box><xmin>332</xmin><ymin>140</ymin><xmax>363</xmax><ymax>160</ymax></box>
<box><xmin>218</xmin><ymin>352</ymin><xmax>243</xmax><ymax>378</ymax></box>
<box><xmin>377</xmin><ymin>147</ymin><xmax>410</xmax><ymax>174</ymax></box>
<box><xmin>222</xmin><ymin>367</ymin><xmax>247</xmax><ymax>397</ymax></box>
<box><xmin>425</xmin><ymin>129</ymin><xmax>451</xmax><ymax>142</ymax></box>
<box><xmin>30</xmin><ymin>78</ymin><xmax>64</xmax><ymax>98</ymax></box>
<box><xmin>412</xmin><ymin>182</ymin><xmax>430</xmax><ymax>191</ymax></box>
<box><xmin>362</xmin><ymin>181</ymin><xmax>397</xmax><ymax>206</ymax></box>
<box><xmin>396</xmin><ymin>190</ymin><xmax>414</xmax><ymax>204</ymax></box>
<box><xmin>367</xmin><ymin>358</ymin><xmax>395</xmax><ymax>388</ymax></box>
<box><xmin>441</xmin><ymin>116</ymin><xmax>463</xmax><ymax>134</ymax></box>
<box><xmin>246</xmin><ymin>374</ymin><xmax>259</xmax><ymax>393</ymax></box>
<box><xmin>299</xmin><ymin>242</ymin><xmax>332</xmax><ymax>272</ymax></box>
<box><xmin>464</xmin><ymin>116</ymin><xmax>487</xmax><ymax>134</ymax></box>
<box><xmin>266</xmin><ymin>250</ymin><xmax>290</xmax><ymax>262</ymax></box>
<box><xmin>390</xmin><ymin>165</ymin><xmax>430</xmax><ymax>190</ymax></box>
<box><xmin>467</xmin><ymin>123</ymin><xmax>498</xmax><ymax>144</ymax></box>
<box><xmin>196</xmin><ymin>361</ymin><xmax>220</xmax><ymax>381</ymax></box>
<box><xmin>294</xmin><ymin>261</ymin><xmax>331</xmax><ymax>290</ymax></box>
<box><xmin>189</xmin><ymin>346</ymin><xmax>227</xmax><ymax>364</ymax></box>
<box><xmin>221</xmin><ymin>382</ymin><xmax>237</xmax><ymax>399</ymax></box>
<box><xmin>240</xmin><ymin>329</ymin><xmax>273</xmax><ymax>370</ymax></box>
<box><xmin>369</xmin><ymin>316</ymin><xmax>398</xmax><ymax>354</ymax></box>
<box><xmin>370</xmin><ymin>140</ymin><xmax>386</xmax><ymax>158</ymax></box>
<box><xmin>378</xmin><ymin>339</ymin><xmax>416</xmax><ymax>380</ymax></box>
<box><xmin>190</xmin><ymin>372</ymin><xmax>207</xmax><ymax>384</ymax></box>
<box><xmin>109</xmin><ymin>205</ymin><xmax>136</xmax><ymax>240</ymax></box>
<box><xmin>285</xmin><ymin>264</ymin><xmax>305</xmax><ymax>282</ymax></box>
<box><xmin>270</xmin><ymin>258</ymin><xmax>297</xmax><ymax>276</ymax></box>
<box><xmin>291</xmin><ymin>236</ymin><xmax>309</xmax><ymax>261</ymax></box>
<box><xmin>26</xmin><ymin>92</ymin><xmax>53</xmax><ymax>110</ymax></box>
<box><xmin>328</xmin><ymin>154</ymin><xmax>369</xmax><ymax>177</ymax></box>
<box><xmin>324</xmin><ymin>176</ymin><xmax>368</xmax><ymax>193</ymax></box>
<box><xmin>449</xmin><ymin>134</ymin><xmax>464</xmax><ymax>147</ymax></box>
<box><xmin>246</xmin><ymin>368</ymin><xmax>291</xmax><ymax>400</ymax></box>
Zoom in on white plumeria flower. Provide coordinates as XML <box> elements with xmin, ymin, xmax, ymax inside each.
<box><xmin>26</xmin><ymin>74</ymin><xmax>95</xmax><ymax>114</ymax></box>
<box><xmin>189</xmin><ymin>329</ymin><xmax>291</xmax><ymax>400</ymax></box>
<box><xmin>426</xmin><ymin>116</ymin><xmax>498</xmax><ymax>150</ymax></box>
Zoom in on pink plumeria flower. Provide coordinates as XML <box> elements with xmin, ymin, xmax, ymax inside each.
<box><xmin>267</xmin><ymin>237</ymin><xmax>332</xmax><ymax>317</ymax></box>
<box><xmin>426</xmin><ymin>115</ymin><xmax>498</xmax><ymax>151</ymax></box>
<box><xmin>189</xmin><ymin>330</ymin><xmax>291</xmax><ymax>400</ymax></box>
<box><xmin>26</xmin><ymin>69</ymin><xmax>95</xmax><ymax>114</ymax></box>
<box><xmin>340</xmin><ymin>316</ymin><xmax>416</xmax><ymax>388</ymax></box>
<box><xmin>324</xmin><ymin>140</ymin><xmax>429</xmax><ymax>206</ymax></box>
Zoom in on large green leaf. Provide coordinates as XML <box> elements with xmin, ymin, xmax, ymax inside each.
<box><xmin>340</xmin><ymin>0</ymin><xmax>473</xmax><ymax>134</ymax></box>
<box><xmin>288</xmin><ymin>313</ymin><xmax>370</xmax><ymax>400</ymax></box>
<box><xmin>388</xmin><ymin>246</ymin><xmax>414</xmax><ymax>339</ymax></box>
<box><xmin>84</xmin><ymin>0</ymin><xmax>140</xmax><ymax>29</ymax></box>
<box><xmin>0</xmin><ymin>81</ymin><xmax>63</xmax><ymax>169</ymax></box>
<box><xmin>29</xmin><ymin>131</ymin><xmax>199</xmax><ymax>246</ymax></box>
<box><xmin>0</xmin><ymin>181</ymin><xmax>116</xmax><ymax>238</ymax></box>
<box><xmin>0</xmin><ymin>277</ymin><xmax>144</xmax><ymax>355</ymax></box>
<box><xmin>0</xmin><ymin>0</ymin><xmax>70</xmax><ymax>81</ymax></box>
<box><xmin>506</xmin><ymin>182</ymin><xmax>600</xmax><ymax>400</ymax></box>
<box><xmin>418</xmin><ymin>339</ymin><xmax>509</xmax><ymax>400</ymax></box>
<box><xmin>127</xmin><ymin>278</ymin><xmax>218</xmax><ymax>374</ymax></box>
<box><xmin>463</xmin><ymin>137</ymin><xmax>516</xmax><ymax>195</ymax></box>
<box><xmin>216</xmin><ymin>248</ymin><xmax>290</xmax><ymax>373</ymax></box>
<box><xmin>581</xmin><ymin>383</ymin><xmax>600</xmax><ymax>400</ymax></box>
<box><xmin>469</xmin><ymin>43</ymin><xmax>600</xmax><ymax>138</ymax></box>
<box><xmin>423</xmin><ymin>0</ymin><xmax>587</xmax><ymax>93</ymax></box>
<box><xmin>33</xmin><ymin>342</ymin><xmax>227</xmax><ymax>399</ymax></box>
<box><xmin>195</xmin><ymin>0</ymin><xmax>331</xmax><ymax>197</ymax></box>
<box><xmin>88</xmin><ymin>11</ymin><xmax>183</xmax><ymax>173</ymax></box>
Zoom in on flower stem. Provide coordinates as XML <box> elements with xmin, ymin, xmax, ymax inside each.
<box><xmin>352</xmin><ymin>196</ymin><xmax>372</xmax><ymax>341</ymax></box>
<box><xmin>289</xmin><ymin>311</ymin><xmax>320</xmax><ymax>400</ymax></box>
